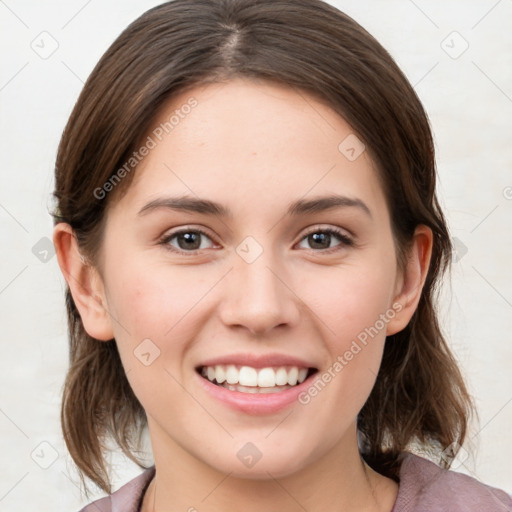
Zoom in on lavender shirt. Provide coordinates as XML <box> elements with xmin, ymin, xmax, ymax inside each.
<box><xmin>79</xmin><ymin>453</ymin><xmax>512</xmax><ymax>511</ymax></box>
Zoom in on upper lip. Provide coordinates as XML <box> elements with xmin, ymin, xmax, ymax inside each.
<box><xmin>196</xmin><ymin>353</ymin><xmax>318</xmax><ymax>370</ymax></box>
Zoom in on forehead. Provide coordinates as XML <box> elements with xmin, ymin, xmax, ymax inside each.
<box><xmin>113</xmin><ymin>78</ymin><xmax>386</xmax><ymax>218</ymax></box>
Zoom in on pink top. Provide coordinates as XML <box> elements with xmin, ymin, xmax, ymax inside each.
<box><xmin>79</xmin><ymin>452</ymin><xmax>512</xmax><ymax>511</ymax></box>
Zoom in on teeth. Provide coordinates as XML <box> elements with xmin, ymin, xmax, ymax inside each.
<box><xmin>200</xmin><ymin>365</ymin><xmax>311</xmax><ymax>388</ymax></box>
<box><xmin>298</xmin><ymin>367</ymin><xmax>309</xmax><ymax>383</ymax></box>
<box><xmin>258</xmin><ymin>368</ymin><xmax>275</xmax><ymax>387</ymax></box>
<box><xmin>288</xmin><ymin>367</ymin><xmax>299</xmax><ymax>386</ymax></box>
<box><xmin>215</xmin><ymin>365</ymin><xmax>226</xmax><ymax>383</ymax></box>
<box><xmin>226</xmin><ymin>365</ymin><xmax>239</xmax><ymax>384</ymax></box>
<box><xmin>275</xmin><ymin>367</ymin><xmax>288</xmax><ymax>386</ymax></box>
<box><xmin>239</xmin><ymin>366</ymin><xmax>258</xmax><ymax>386</ymax></box>
<box><xmin>221</xmin><ymin>383</ymin><xmax>294</xmax><ymax>394</ymax></box>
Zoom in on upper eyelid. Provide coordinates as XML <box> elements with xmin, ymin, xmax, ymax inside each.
<box><xmin>164</xmin><ymin>226</ymin><xmax>219</xmax><ymax>243</ymax></box>
<box><xmin>302</xmin><ymin>224</ymin><xmax>352</xmax><ymax>238</ymax></box>
<box><xmin>163</xmin><ymin>224</ymin><xmax>352</xmax><ymax>238</ymax></box>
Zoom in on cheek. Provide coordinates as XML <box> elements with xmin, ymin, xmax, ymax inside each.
<box><xmin>102</xmin><ymin>260</ymin><xmax>205</xmax><ymax>391</ymax></box>
<box><xmin>105</xmin><ymin>262</ymin><xmax>209</xmax><ymax>412</ymax></box>
<box><xmin>295</xmin><ymin>260</ymin><xmax>396</xmax><ymax>408</ymax></box>
<box><xmin>107</xmin><ymin>258</ymin><xmax>214</xmax><ymax>340</ymax></box>
<box><xmin>297</xmin><ymin>260</ymin><xmax>396</xmax><ymax>346</ymax></box>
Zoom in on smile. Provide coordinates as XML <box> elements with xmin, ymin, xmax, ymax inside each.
<box><xmin>197</xmin><ymin>364</ymin><xmax>318</xmax><ymax>394</ymax></box>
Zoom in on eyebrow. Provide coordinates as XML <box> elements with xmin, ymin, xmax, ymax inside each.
<box><xmin>137</xmin><ymin>194</ymin><xmax>372</xmax><ymax>219</ymax></box>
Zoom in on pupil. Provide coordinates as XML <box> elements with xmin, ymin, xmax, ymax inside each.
<box><xmin>309</xmin><ymin>232</ymin><xmax>330</xmax><ymax>249</ymax></box>
<box><xmin>178</xmin><ymin>232</ymin><xmax>200</xmax><ymax>250</ymax></box>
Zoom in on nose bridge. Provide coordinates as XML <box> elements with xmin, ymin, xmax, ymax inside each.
<box><xmin>219</xmin><ymin>237</ymin><xmax>299</xmax><ymax>335</ymax></box>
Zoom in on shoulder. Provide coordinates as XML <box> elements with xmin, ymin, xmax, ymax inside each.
<box><xmin>77</xmin><ymin>466</ymin><xmax>156</xmax><ymax>512</ymax></box>
<box><xmin>393</xmin><ymin>452</ymin><xmax>512</xmax><ymax>512</ymax></box>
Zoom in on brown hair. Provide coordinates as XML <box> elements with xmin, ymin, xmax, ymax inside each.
<box><xmin>52</xmin><ymin>0</ymin><xmax>475</xmax><ymax>496</ymax></box>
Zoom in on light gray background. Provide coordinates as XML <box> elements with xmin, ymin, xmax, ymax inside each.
<box><xmin>1</xmin><ymin>0</ymin><xmax>511</xmax><ymax>509</ymax></box>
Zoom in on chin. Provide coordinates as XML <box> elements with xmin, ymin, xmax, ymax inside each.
<box><xmin>201</xmin><ymin>443</ymin><xmax>312</xmax><ymax>480</ymax></box>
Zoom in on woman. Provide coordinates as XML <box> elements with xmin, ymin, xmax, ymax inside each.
<box><xmin>51</xmin><ymin>0</ymin><xmax>512</xmax><ymax>510</ymax></box>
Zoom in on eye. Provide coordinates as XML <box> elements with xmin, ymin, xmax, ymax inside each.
<box><xmin>160</xmin><ymin>228</ymin><xmax>216</xmax><ymax>253</ymax></box>
<box><xmin>297</xmin><ymin>227</ymin><xmax>353</xmax><ymax>252</ymax></box>
<box><xmin>159</xmin><ymin>226</ymin><xmax>354</xmax><ymax>255</ymax></box>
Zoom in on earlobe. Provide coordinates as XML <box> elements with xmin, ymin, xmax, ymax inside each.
<box><xmin>386</xmin><ymin>225</ymin><xmax>433</xmax><ymax>336</ymax></box>
<box><xmin>52</xmin><ymin>223</ymin><xmax>115</xmax><ymax>341</ymax></box>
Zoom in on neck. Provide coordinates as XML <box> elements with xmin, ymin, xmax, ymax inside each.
<box><xmin>142</xmin><ymin>420</ymin><xmax>398</xmax><ymax>512</ymax></box>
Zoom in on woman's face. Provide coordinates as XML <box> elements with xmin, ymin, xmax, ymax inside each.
<box><xmin>87</xmin><ymin>78</ymin><xmax>412</xmax><ymax>478</ymax></box>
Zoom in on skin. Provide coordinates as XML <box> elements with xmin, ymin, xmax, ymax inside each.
<box><xmin>53</xmin><ymin>78</ymin><xmax>432</xmax><ymax>512</ymax></box>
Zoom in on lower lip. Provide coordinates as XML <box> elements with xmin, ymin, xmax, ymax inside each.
<box><xmin>195</xmin><ymin>370</ymin><xmax>317</xmax><ymax>415</ymax></box>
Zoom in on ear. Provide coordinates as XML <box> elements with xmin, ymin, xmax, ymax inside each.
<box><xmin>386</xmin><ymin>224</ymin><xmax>433</xmax><ymax>336</ymax></box>
<box><xmin>52</xmin><ymin>223</ymin><xmax>115</xmax><ymax>341</ymax></box>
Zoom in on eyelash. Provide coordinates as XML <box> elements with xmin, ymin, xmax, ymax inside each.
<box><xmin>159</xmin><ymin>226</ymin><xmax>354</xmax><ymax>255</ymax></box>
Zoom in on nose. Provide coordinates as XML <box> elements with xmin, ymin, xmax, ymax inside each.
<box><xmin>218</xmin><ymin>248</ymin><xmax>301</xmax><ymax>337</ymax></box>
